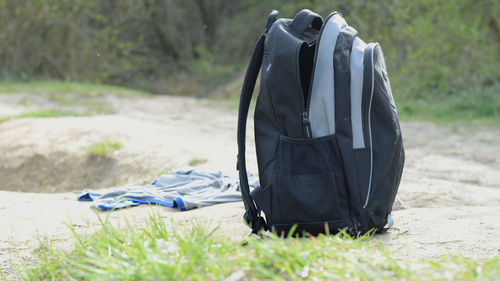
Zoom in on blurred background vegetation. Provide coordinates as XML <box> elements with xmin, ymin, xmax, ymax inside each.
<box><xmin>0</xmin><ymin>0</ymin><xmax>498</xmax><ymax>122</ymax></box>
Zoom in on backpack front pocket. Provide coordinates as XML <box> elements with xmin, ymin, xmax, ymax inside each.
<box><xmin>271</xmin><ymin>135</ymin><xmax>352</xmax><ymax>231</ymax></box>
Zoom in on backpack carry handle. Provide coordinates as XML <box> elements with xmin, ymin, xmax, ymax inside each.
<box><xmin>265</xmin><ymin>10</ymin><xmax>279</xmax><ymax>33</ymax></box>
<box><xmin>290</xmin><ymin>9</ymin><xmax>323</xmax><ymax>34</ymax></box>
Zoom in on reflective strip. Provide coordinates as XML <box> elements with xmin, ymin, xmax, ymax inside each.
<box><xmin>308</xmin><ymin>14</ymin><xmax>347</xmax><ymax>138</ymax></box>
<box><xmin>363</xmin><ymin>43</ymin><xmax>377</xmax><ymax>209</ymax></box>
<box><xmin>350</xmin><ymin>37</ymin><xmax>367</xmax><ymax>149</ymax></box>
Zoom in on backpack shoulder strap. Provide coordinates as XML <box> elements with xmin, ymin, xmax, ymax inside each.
<box><xmin>237</xmin><ymin>10</ymin><xmax>278</xmax><ymax>234</ymax></box>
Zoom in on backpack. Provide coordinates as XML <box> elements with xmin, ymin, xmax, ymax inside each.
<box><xmin>237</xmin><ymin>9</ymin><xmax>405</xmax><ymax>236</ymax></box>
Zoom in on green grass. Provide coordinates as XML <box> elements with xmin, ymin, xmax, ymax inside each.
<box><xmin>10</xmin><ymin>213</ymin><xmax>499</xmax><ymax>281</ymax></box>
<box><xmin>0</xmin><ymin>81</ymin><xmax>151</xmax><ymax>119</ymax></box>
<box><xmin>188</xmin><ymin>157</ymin><xmax>208</xmax><ymax>166</ymax></box>
<box><xmin>397</xmin><ymin>90</ymin><xmax>500</xmax><ymax>125</ymax></box>
<box><xmin>0</xmin><ymin>109</ymin><xmax>82</xmax><ymax>123</ymax></box>
<box><xmin>0</xmin><ymin>80</ymin><xmax>149</xmax><ymax>97</ymax></box>
<box><xmin>87</xmin><ymin>139</ymin><xmax>123</xmax><ymax>158</ymax></box>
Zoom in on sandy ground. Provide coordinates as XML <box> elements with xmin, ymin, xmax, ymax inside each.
<box><xmin>1</xmin><ymin>92</ymin><xmax>499</xmax><ymax>278</ymax></box>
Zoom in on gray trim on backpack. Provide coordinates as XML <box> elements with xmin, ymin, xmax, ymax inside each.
<box><xmin>350</xmin><ymin>37</ymin><xmax>367</xmax><ymax>149</ymax></box>
<box><xmin>308</xmin><ymin>15</ymin><xmax>368</xmax><ymax>150</ymax></box>
<box><xmin>308</xmin><ymin>13</ymin><xmax>346</xmax><ymax>137</ymax></box>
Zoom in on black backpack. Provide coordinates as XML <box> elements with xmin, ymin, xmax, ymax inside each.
<box><xmin>237</xmin><ymin>9</ymin><xmax>405</xmax><ymax>235</ymax></box>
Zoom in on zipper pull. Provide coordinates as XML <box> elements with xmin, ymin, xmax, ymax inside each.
<box><xmin>302</xmin><ymin>111</ymin><xmax>312</xmax><ymax>138</ymax></box>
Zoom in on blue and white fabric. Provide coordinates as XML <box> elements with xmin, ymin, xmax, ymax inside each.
<box><xmin>78</xmin><ymin>167</ymin><xmax>259</xmax><ymax>211</ymax></box>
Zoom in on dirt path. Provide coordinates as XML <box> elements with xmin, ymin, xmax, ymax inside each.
<box><xmin>1</xmin><ymin>93</ymin><xmax>499</xmax><ymax>278</ymax></box>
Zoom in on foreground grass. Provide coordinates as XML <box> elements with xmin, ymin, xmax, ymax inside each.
<box><xmin>11</xmin><ymin>214</ymin><xmax>499</xmax><ymax>281</ymax></box>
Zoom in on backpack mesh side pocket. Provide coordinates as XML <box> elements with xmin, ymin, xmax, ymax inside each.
<box><xmin>269</xmin><ymin>135</ymin><xmax>354</xmax><ymax>235</ymax></box>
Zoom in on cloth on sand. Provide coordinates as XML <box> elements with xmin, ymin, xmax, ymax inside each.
<box><xmin>77</xmin><ymin>167</ymin><xmax>259</xmax><ymax>211</ymax></box>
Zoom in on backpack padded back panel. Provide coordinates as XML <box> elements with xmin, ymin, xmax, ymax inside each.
<box><xmin>238</xmin><ymin>9</ymin><xmax>405</xmax><ymax>235</ymax></box>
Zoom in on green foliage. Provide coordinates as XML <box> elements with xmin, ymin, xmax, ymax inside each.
<box><xmin>87</xmin><ymin>139</ymin><xmax>123</xmax><ymax>158</ymax></box>
<box><xmin>0</xmin><ymin>0</ymin><xmax>497</xmax><ymax>120</ymax></box>
<box><xmin>14</xmin><ymin>213</ymin><xmax>500</xmax><ymax>280</ymax></box>
<box><xmin>0</xmin><ymin>0</ymin><xmax>230</xmax><ymax>87</ymax></box>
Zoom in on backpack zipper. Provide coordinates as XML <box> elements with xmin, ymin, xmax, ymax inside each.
<box><xmin>302</xmin><ymin>111</ymin><xmax>312</xmax><ymax>137</ymax></box>
<box><xmin>296</xmin><ymin>43</ymin><xmax>313</xmax><ymax>138</ymax></box>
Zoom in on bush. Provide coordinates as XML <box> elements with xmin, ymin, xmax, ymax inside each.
<box><xmin>0</xmin><ymin>0</ymin><xmax>498</xmax><ymax>103</ymax></box>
